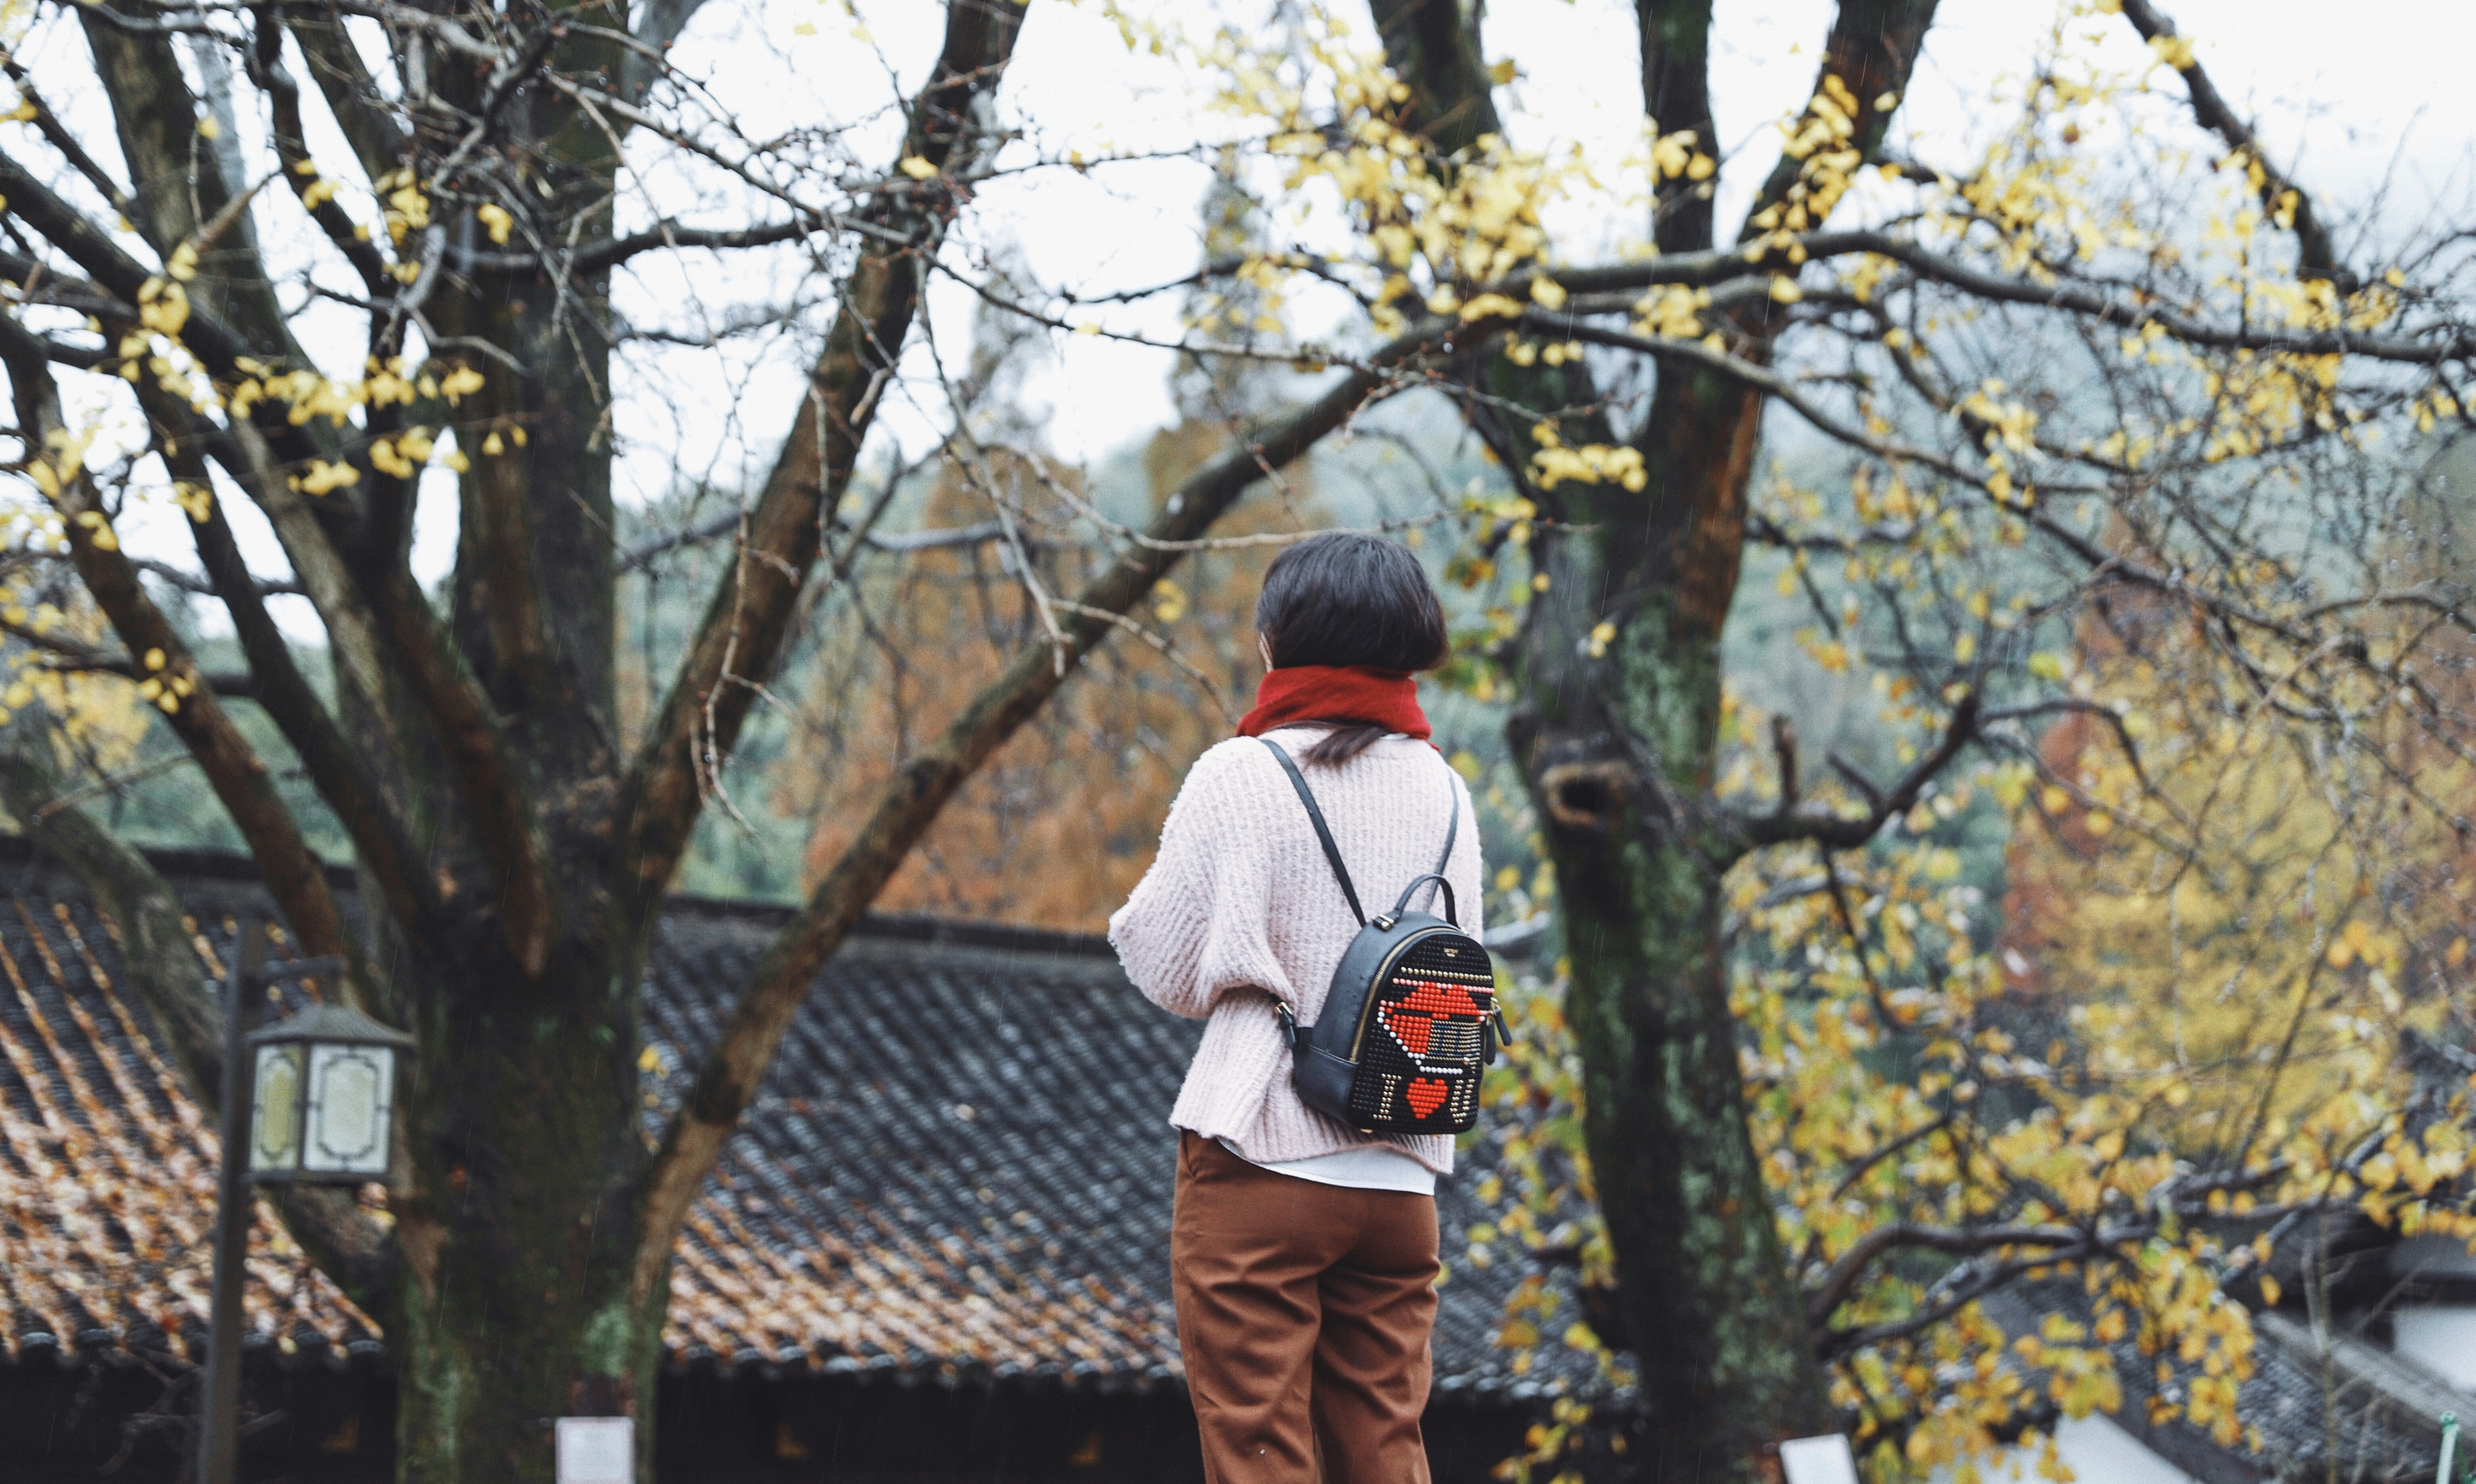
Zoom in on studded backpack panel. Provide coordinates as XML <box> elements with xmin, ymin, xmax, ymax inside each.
<box><xmin>1258</xmin><ymin>739</ymin><xmax>1507</xmax><ymax>1138</ymax></box>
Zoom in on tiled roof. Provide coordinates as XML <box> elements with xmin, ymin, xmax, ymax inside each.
<box><xmin>1985</xmin><ymin>1267</ymin><xmax>2476</xmax><ymax>1484</ymax></box>
<box><xmin>0</xmin><ymin>871</ymin><xmax>383</xmax><ymax>1371</ymax></box>
<box><xmin>0</xmin><ymin>841</ymin><xmax>1581</xmax><ymax>1401</ymax></box>
<box><xmin>2239</xmin><ymin>1309</ymin><xmax>2473</xmax><ymax>1484</ymax></box>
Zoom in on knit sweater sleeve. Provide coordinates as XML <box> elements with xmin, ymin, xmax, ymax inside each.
<box><xmin>1108</xmin><ymin>741</ymin><xmax>1296</xmax><ymax>1020</ymax></box>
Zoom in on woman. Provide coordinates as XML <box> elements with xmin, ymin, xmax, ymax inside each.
<box><xmin>1110</xmin><ymin>530</ymin><xmax>1482</xmax><ymax>1483</ymax></box>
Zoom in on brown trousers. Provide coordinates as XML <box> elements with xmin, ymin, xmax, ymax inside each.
<box><xmin>1171</xmin><ymin>1132</ymin><xmax>1439</xmax><ymax>1483</ymax></box>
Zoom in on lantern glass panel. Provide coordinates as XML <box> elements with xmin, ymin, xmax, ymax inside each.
<box><xmin>249</xmin><ymin>1044</ymin><xmax>304</xmax><ymax>1173</ymax></box>
<box><xmin>304</xmin><ymin>1044</ymin><xmax>393</xmax><ymax>1176</ymax></box>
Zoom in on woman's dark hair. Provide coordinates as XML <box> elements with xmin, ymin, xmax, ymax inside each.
<box><xmin>1255</xmin><ymin>531</ymin><xmax>1449</xmax><ymax>766</ymax></box>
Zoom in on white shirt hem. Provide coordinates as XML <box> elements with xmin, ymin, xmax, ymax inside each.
<box><xmin>1218</xmin><ymin>1137</ymin><xmax>1437</xmax><ymax>1194</ymax></box>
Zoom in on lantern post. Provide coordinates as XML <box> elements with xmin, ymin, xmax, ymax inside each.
<box><xmin>197</xmin><ymin>921</ymin><xmax>407</xmax><ymax>1484</ymax></box>
<box><xmin>197</xmin><ymin>920</ymin><xmax>261</xmax><ymax>1484</ymax></box>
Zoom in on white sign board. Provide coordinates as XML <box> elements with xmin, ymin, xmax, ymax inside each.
<box><xmin>556</xmin><ymin>1417</ymin><xmax>634</xmax><ymax>1484</ymax></box>
<box><xmin>1779</xmin><ymin>1433</ymin><xmax>1859</xmax><ymax>1484</ymax></box>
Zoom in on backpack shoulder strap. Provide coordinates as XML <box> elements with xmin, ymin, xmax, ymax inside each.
<box><xmin>1256</xmin><ymin>738</ymin><xmax>1366</xmax><ymax>927</ymax></box>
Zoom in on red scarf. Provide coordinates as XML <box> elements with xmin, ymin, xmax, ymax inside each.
<box><xmin>1237</xmin><ymin>664</ymin><xmax>1430</xmax><ymax>741</ymax></box>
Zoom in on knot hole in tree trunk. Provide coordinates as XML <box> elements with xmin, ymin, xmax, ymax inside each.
<box><xmin>1538</xmin><ymin>761</ymin><xmax>1631</xmax><ymax>834</ymax></box>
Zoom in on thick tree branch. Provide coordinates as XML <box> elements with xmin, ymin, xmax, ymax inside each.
<box><xmin>133</xmin><ymin>554</ymin><xmax>303</xmax><ymax>598</ymax></box>
<box><xmin>1805</xmin><ymin>1219</ymin><xmax>2096</xmax><ymax>1330</ymax></box>
<box><xmin>1735</xmin><ymin>0</ymin><xmax>1941</xmax><ymax>246</ymax></box>
<box><xmin>149</xmin><ymin>401</ymin><xmax>443</xmax><ymax>943</ymax></box>
<box><xmin>1367</xmin><ymin>0</ymin><xmax>1501</xmax><ymax>162</ymax></box>
<box><xmin>629</xmin><ymin>359</ymin><xmax>1401</xmax><ymax>1305</ymax></box>
<box><xmin>618</xmin><ymin>0</ymin><xmax>1028</xmax><ymax>912</ymax></box>
<box><xmin>1637</xmin><ymin>0</ymin><xmax>1719</xmax><ymax>251</ymax></box>
<box><xmin>0</xmin><ymin>319</ymin><xmax>367</xmax><ymax>998</ymax></box>
<box><xmin>7</xmin><ymin>643</ymin><xmax>256</xmax><ymax>697</ymax></box>
<box><xmin>2118</xmin><ymin>0</ymin><xmax>2346</xmax><ymax>287</ymax></box>
<box><xmin>1728</xmin><ymin>684</ymin><xmax>1980</xmax><ymax>858</ymax></box>
<box><xmin>367</xmin><ymin>561</ymin><xmax>561</xmax><ymax>974</ymax></box>
<box><xmin>25</xmin><ymin>324</ymin><xmax>110</xmax><ymax>361</ymax></box>
<box><xmin>189</xmin><ymin>417</ymin><xmax>404</xmax><ymax>744</ymax></box>
<box><xmin>0</xmin><ymin>148</ymin><xmax>318</xmax><ymax>399</ymax></box>
<box><xmin>1549</xmin><ymin>226</ymin><xmax>2459</xmax><ymax>363</ymax></box>
<box><xmin>284</xmin><ymin>13</ymin><xmax>409</xmax><ymax>180</ymax></box>
<box><xmin>1799</xmin><ymin>232</ymin><xmax>2436</xmax><ymax>360</ymax></box>
<box><xmin>252</xmin><ymin>11</ymin><xmax>393</xmax><ymax>297</ymax></box>
<box><xmin>2</xmin><ymin>61</ymin><xmax>133</xmax><ymax>221</ymax></box>
<box><xmin>2</xmin><ymin>531</ymin><xmax>296</xmax><ymax>600</ymax></box>
<box><xmin>575</xmin><ymin>218</ymin><xmax>810</xmax><ymax>274</ymax></box>
<box><xmin>1814</xmin><ymin>1194</ymin><xmax>2349</xmax><ymax>1358</ymax></box>
<box><xmin>2</xmin><ymin>604</ymin><xmax>246</xmax><ymax>693</ymax></box>
<box><xmin>0</xmin><ymin>145</ymin><xmax>174</xmax><ymax>305</ymax></box>
<box><xmin>447</xmin><ymin>220</ymin><xmax>820</xmax><ymax>276</ymax></box>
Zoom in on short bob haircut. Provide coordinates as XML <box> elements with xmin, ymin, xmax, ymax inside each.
<box><xmin>1254</xmin><ymin>531</ymin><xmax>1449</xmax><ymax>764</ymax></box>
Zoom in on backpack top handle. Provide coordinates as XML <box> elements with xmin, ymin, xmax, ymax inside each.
<box><xmin>1378</xmin><ymin>873</ymin><xmax>1457</xmax><ymax>931</ymax></box>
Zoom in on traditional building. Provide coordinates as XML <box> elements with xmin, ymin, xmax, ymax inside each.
<box><xmin>0</xmin><ymin>838</ymin><xmax>1579</xmax><ymax>1482</ymax></box>
<box><xmin>12</xmin><ymin>836</ymin><xmax>2466</xmax><ymax>1484</ymax></box>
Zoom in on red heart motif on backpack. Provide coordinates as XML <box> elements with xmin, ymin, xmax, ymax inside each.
<box><xmin>1381</xmin><ymin>1002</ymin><xmax>1434</xmax><ymax>1056</ymax></box>
<box><xmin>1405</xmin><ymin>1078</ymin><xmax>1450</xmax><ymax>1119</ymax></box>
<box><xmin>1380</xmin><ymin>981</ymin><xmax>1485</xmax><ymax>1060</ymax></box>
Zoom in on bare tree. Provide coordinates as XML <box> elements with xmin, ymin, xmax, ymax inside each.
<box><xmin>1334</xmin><ymin>0</ymin><xmax>2476</xmax><ymax>1476</ymax></box>
<box><xmin>0</xmin><ymin>0</ymin><xmax>1433</xmax><ymax>1474</ymax></box>
<box><xmin>9</xmin><ymin>1</ymin><xmax>2476</xmax><ymax>1480</ymax></box>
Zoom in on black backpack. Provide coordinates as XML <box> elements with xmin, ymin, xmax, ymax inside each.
<box><xmin>1259</xmin><ymin>737</ymin><xmax>1509</xmax><ymax>1137</ymax></box>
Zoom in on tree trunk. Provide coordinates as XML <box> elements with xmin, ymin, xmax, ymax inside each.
<box><xmin>371</xmin><ymin>8</ymin><xmax>655</xmax><ymax>1472</ymax></box>
<box><xmin>381</xmin><ymin>259</ymin><xmax>654</xmax><ymax>1484</ymax></box>
<box><xmin>391</xmin><ymin>944</ymin><xmax>661</xmax><ymax>1482</ymax></box>
<box><xmin>1510</xmin><ymin>363</ymin><xmax>1832</xmax><ymax>1480</ymax></box>
<box><xmin>1359</xmin><ymin>0</ymin><xmax>1937</xmax><ymax>1469</ymax></box>
<box><xmin>8</xmin><ymin>3</ymin><xmax>1094</xmax><ymax>1481</ymax></box>
<box><xmin>1366</xmin><ymin>5</ymin><xmax>1838</xmax><ymax>1472</ymax></box>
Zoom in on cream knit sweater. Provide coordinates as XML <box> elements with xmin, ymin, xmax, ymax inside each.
<box><xmin>1109</xmin><ymin>725</ymin><xmax>1483</xmax><ymax>1175</ymax></box>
